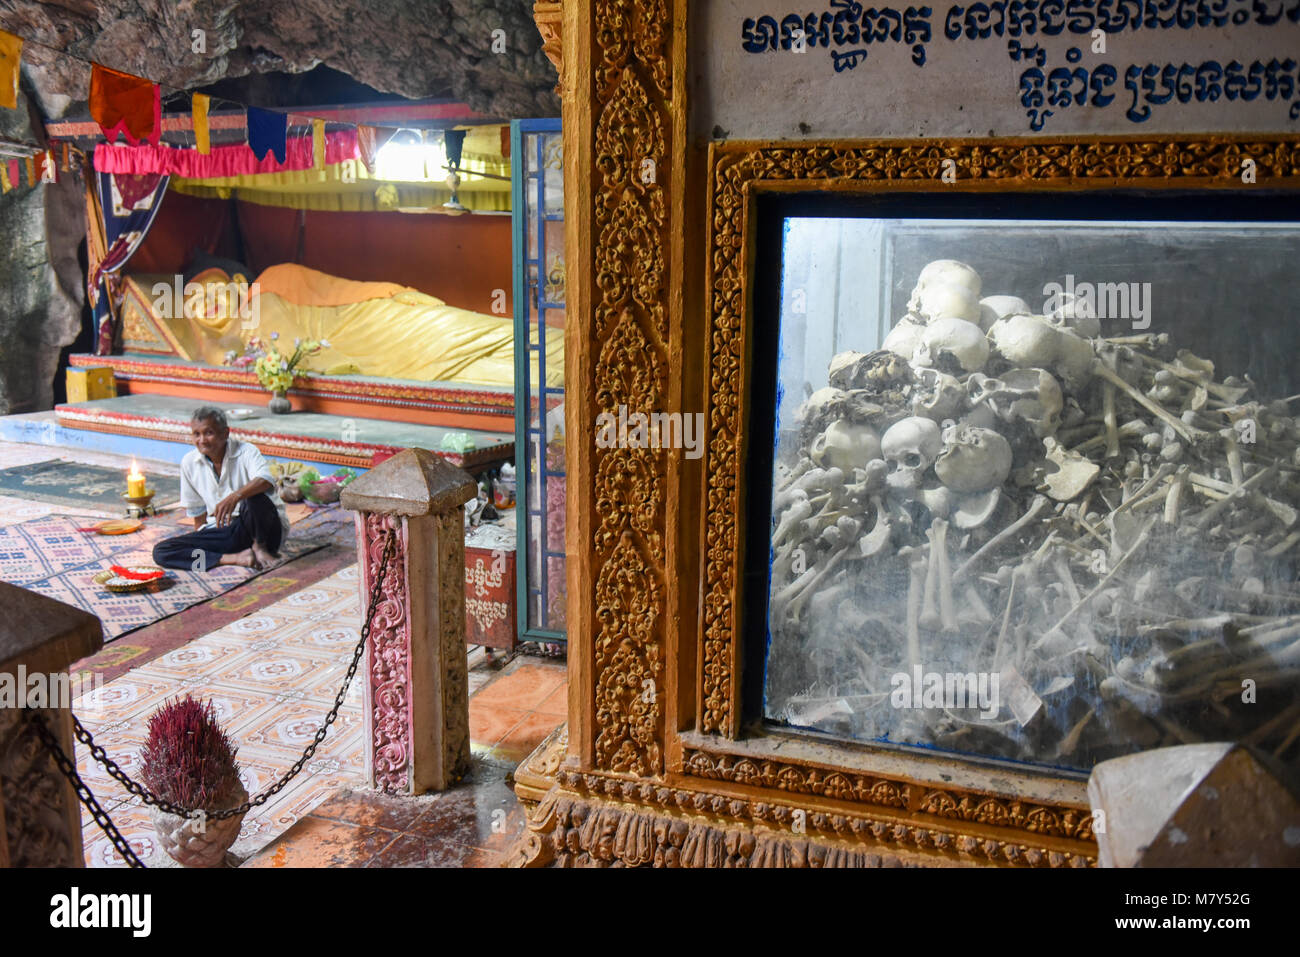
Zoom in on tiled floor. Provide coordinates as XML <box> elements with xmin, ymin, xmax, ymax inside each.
<box><xmin>3</xmin><ymin>434</ymin><xmax>567</xmax><ymax>868</ymax></box>
<box><xmin>243</xmin><ymin>658</ymin><xmax>566</xmax><ymax>868</ymax></box>
<box><xmin>72</xmin><ymin>570</ymin><xmax>566</xmax><ymax>867</ymax></box>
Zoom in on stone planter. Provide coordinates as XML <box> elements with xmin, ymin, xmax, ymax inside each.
<box><xmin>268</xmin><ymin>390</ymin><xmax>292</xmax><ymax>414</ymax></box>
<box><xmin>150</xmin><ymin>781</ymin><xmax>248</xmax><ymax>868</ymax></box>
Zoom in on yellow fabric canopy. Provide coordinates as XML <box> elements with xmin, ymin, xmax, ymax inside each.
<box><xmin>169</xmin><ymin>124</ymin><xmax>512</xmax><ymax>214</ymax></box>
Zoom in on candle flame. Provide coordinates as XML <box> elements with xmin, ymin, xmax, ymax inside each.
<box><xmin>128</xmin><ymin>458</ymin><xmax>143</xmax><ymax>480</ymax></box>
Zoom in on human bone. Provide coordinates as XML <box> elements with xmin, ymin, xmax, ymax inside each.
<box><xmin>1048</xmin><ymin>292</ymin><xmax>1103</xmax><ymax>338</ymax></box>
<box><xmin>987</xmin><ymin>314</ymin><xmax>1094</xmax><ymax>390</ymax></box>
<box><xmin>934</xmin><ymin>426</ymin><xmax>1013</xmax><ymax>492</ymax></box>
<box><xmin>810</xmin><ymin>419</ymin><xmax>882</xmax><ymax>472</ymax></box>
<box><xmin>910</xmin><ymin>368</ymin><xmax>966</xmax><ymax>422</ymax></box>
<box><xmin>766</xmin><ymin>258</ymin><xmax>1300</xmax><ymax>773</ymax></box>
<box><xmin>978</xmin><ymin>294</ymin><xmax>1031</xmax><ymax>331</ymax></box>
<box><xmin>881</xmin><ymin>416</ymin><xmax>943</xmax><ymax>492</ymax></box>
<box><xmin>907</xmin><ymin>260</ymin><xmax>981</xmax><ymax>318</ymax></box>
<box><xmin>881</xmin><ymin>315</ymin><xmax>927</xmax><ymax>361</ymax></box>
<box><xmin>912</xmin><ymin>316</ymin><xmax>990</xmax><ymax>374</ymax></box>
<box><xmin>967</xmin><ymin>368</ymin><xmax>1064</xmax><ymax>438</ymax></box>
<box><xmin>911</xmin><ymin>282</ymin><xmax>982</xmax><ymax>325</ymax></box>
<box><xmin>796</xmin><ymin>386</ymin><xmax>844</xmax><ymax>427</ymax></box>
<box><xmin>826</xmin><ymin>351</ymin><xmax>867</xmax><ymax>390</ymax></box>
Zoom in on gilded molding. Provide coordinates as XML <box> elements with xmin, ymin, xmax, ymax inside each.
<box><xmin>504</xmin><ymin>769</ymin><xmax>1095</xmax><ymax>868</ymax></box>
<box><xmin>699</xmin><ymin>134</ymin><xmax>1300</xmax><ymax>737</ymax></box>
<box><xmin>682</xmin><ymin>747</ymin><xmax>1094</xmax><ymax>843</ymax></box>
<box><xmin>587</xmin><ymin>0</ymin><xmax>675</xmax><ymax>777</ymax></box>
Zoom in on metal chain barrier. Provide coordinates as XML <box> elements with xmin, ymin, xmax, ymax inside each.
<box><xmin>25</xmin><ymin>713</ymin><xmax>147</xmax><ymax>868</ymax></box>
<box><xmin>27</xmin><ymin>527</ymin><xmax>396</xmax><ymax>864</ymax></box>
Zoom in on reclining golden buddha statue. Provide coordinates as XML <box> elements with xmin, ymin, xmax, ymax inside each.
<box><xmin>124</xmin><ymin>263</ymin><xmax>563</xmax><ymax>388</ymax></box>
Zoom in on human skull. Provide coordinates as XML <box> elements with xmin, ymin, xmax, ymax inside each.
<box><xmin>881</xmin><ymin>416</ymin><xmax>943</xmax><ymax>493</ymax></box>
<box><xmin>910</xmin><ymin>283</ymin><xmax>982</xmax><ymax>325</ymax></box>
<box><xmin>881</xmin><ymin>315</ymin><xmax>927</xmax><ymax>361</ymax></box>
<box><xmin>910</xmin><ymin>368</ymin><xmax>966</xmax><ymax>422</ymax></box>
<box><xmin>1047</xmin><ymin>293</ymin><xmax>1102</xmax><ymax>338</ymax></box>
<box><xmin>966</xmin><ymin>368</ymin><xmax>1064</xmax><ymax>438</ymax></box>
<box><xmin>810</xmin><ymin>419</ymin><xmax>882</xmax><ymax>472</ymax></box>
<box><xmin>908</xmin><ymin>260</ymin><xmax>981</xmax><ymax>309</ymax></box>
<box><xmin>797</xmin><ymin>386</ymin><xmax>844</xmax><ymax>428</ymax></box>
<box><xmin>826</xmin><ymin>351</ymin><xmax>867</xmax><ymax>390</ymax></box>
<box><xmin>977</xmin><ymin>295</ymin><xmax>1032</xmax><ymax>332</ymax></box>
<box><xmin>987</xmin><ymin>314</ymin><xmax>1094</xmax><ymax>392</ymax></box>
<box><xmin>912</xmin><ymin>316</ymin><xmax>990</xmax><ymax>374</ymax></box>
<box><xmin>934</xmin><ymin>426</ymin><xmax>1013</xmax><ymax>493</ymax></box>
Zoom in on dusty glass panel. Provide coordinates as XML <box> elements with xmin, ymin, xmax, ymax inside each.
<box><xmin>763</xmin><ymin>216</ymin><xmax>1300</xmax><ymax>772</ymax></box>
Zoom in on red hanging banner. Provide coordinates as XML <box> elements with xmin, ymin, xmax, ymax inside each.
<box><xmin>89</xmin><ymin>64</ymin><xmax>161</xmax><ymax>146</ymax></box>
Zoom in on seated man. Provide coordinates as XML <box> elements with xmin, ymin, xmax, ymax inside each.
<box><xmin>153</xmin><ymin>407</ymin><xmax>289</xmax><ymax>571</ymax></box>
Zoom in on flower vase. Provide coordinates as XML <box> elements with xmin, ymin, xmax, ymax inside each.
<box><xmin>151</xmin><ymin>780</ymin><xmax>249</xmax><ymax>867</ymax></box>
<box><xmin>268</xmin><ymin>390</ymin><xmax>292</xmax><ymax>414</ymax></box>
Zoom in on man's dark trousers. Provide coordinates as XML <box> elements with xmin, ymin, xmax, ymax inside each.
<box><xmin>152</xmin><ymin>492</ymin><xmax>283</xmax><ymax>571</ymax></box>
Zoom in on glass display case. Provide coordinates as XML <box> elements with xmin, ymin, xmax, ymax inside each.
<box><xmin>512</xmin><ymin>118</ymin><xmax>567</xmax><ymax>642</ymax></box>
<box><xmin>758</xmin><ymin>195</ymin><xmax>1300</xmax><ymax>773</ymax></box>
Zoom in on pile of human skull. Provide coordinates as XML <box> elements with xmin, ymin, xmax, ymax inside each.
<box><xmin>766</xmin><ymin>259</ymin><xmax>1300</xmax><ymax>768</ymax></box>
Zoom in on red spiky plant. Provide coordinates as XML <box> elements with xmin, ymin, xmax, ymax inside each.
<box><xmin>140</xmin><ymin>695</ymin><xmax>243</xmax><ymax>810</ymax></box>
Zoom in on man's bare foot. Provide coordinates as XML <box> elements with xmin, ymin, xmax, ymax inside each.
<box><xmin>251</xmin><ymin>542</ymin><xmax>279</xmax><ymax>568</ymax></box>
<box><xmin>218</xmin><ymin>548</ymin><xmax>260</xmax><ymax>569</ymax></box>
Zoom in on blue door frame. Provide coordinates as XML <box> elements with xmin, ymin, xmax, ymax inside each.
<box><xmin>512</xmin><ymin>119</ymin><xmax>566</xmax><ymax>643</ymax></box>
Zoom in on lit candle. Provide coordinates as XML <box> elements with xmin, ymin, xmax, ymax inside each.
<box><xmin>127</xmin><ymin>459</ymin><xmax>146</xmax><ymax>499</ymax></box>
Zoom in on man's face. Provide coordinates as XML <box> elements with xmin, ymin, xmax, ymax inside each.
<box><xmin>191</xmin><ymin>418</ymin><xmax>228</xmax><ymax>462</ymax></box>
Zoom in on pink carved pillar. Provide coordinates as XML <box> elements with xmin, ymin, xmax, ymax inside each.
<box><xmin>341</xmin><ymin>449</ymin><xmax>479</xmax><ymax>794</ymax></box>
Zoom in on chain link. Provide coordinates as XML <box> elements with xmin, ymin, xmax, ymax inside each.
<box><xmin>24</xmin><ymin>711</ymin><xmax>146</xmax><ymax>868</ymax></box>
<box><xmin>31</xmin><ymin>527</ymin><xmax>396</xmax><ymax>856</ymax></box>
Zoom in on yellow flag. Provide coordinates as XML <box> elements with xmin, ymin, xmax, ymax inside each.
<box><xmin>23</xmin><ymin>156</ymin><xmax>35</xmax><ymax>185</ymax></box>
<box><xmin>192</xmin><ymin>93</ymin><xmax>211</xmax><ymax>154</ymax></box>
<box><xmin>0</xmin><ymin>30</ymin><xmax>21</xmax><ymax>110</ymax></box>
<box><xmin>0</xmin><ymin>162</ymin><xmax>10</xmax><ymax>193</ymax></box>
<box><xmin>312</xmin><ymin>118</ymin><xmax>326</xmax><ymax>170</ymax></box>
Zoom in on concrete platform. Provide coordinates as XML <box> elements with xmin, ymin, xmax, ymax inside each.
<box><xmin>2</xmin><ymin>394</ymin><xmax>513</xmax><ymax>474</ymax></box>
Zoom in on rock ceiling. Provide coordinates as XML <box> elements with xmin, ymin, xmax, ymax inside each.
<box><xmin>0</xmin><ymin>0</ymin><xmax>560</xmax><ymax>119</ymax></box>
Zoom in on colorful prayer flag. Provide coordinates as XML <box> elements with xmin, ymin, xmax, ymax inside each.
<box><xmin>312</xmin><ymin>118</ymin><xmax>326</xmax><ymax>170</ymax></box>
<box><xmin>23</xmin><ymin>155</ymin><xmax>35</xmax><ymax>186</ymax></box>
<box><xmin>246</xmin><ymin>107</ymin><xmax>287</xmax><ymax>163</ymax></box>
<box><xmin>0</xmin><ymin>30</ymin><xmax>20</xmax><ymax>110</ymax></box>
<box><xmin>192</xmin><ymin>93</ymin><xmax>211</xmax><ymax>155</ymax></box>
<box><xmin>90</xmin><ymin>64</ymin><xmax>161</xmax><ymax>146</ymax></box>
<box><xmin>38</xmin><ymin>149</ymin><xmax>57</xmax><ymax>183</ymax></box>
<box><xmin>0</xmin><ymin>161</ymin><xmax>10</xmax><ymax>192</ymax></box>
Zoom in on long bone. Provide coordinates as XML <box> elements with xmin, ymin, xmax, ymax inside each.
<box><xmin>1046</xmin><ymin>515</ymin><xmax>1159</xmax><ymax>636</ymax></box>
<box><xmin>1092</xmin><ymin>359</ymin><xmax>1200</xmax><ymax>444</ymax></box>
<box><xmin>953</xmin><ymin>495</ymin><xmax>1050</xmax><ymax>585</ymax></box>
<box><xmin>919</xmin><ymin>529</ymin><xmax>943</xmax><ymax>632</ymax></box>
<box><xmin>1102</xmin><ymin>381</ymin><xmax>1120</xmax><ymax>459</ymax></box>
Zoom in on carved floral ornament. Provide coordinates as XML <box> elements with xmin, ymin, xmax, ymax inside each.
<box><xmin>517</xmin><ymin>0</ymin><xmax>1300</xmax><ymax>867</ymax></box>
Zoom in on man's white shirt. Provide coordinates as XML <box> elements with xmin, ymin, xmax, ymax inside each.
<box><xmin>179</xmin><ymin>437</ymin><xmax>289</xmax><ymax>532</ymax></box>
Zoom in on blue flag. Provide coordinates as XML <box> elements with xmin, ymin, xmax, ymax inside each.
<box><xmin>247</xmin><ymin>107</ymin><xmax>287</xmax><ymax>163</ymax></box>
